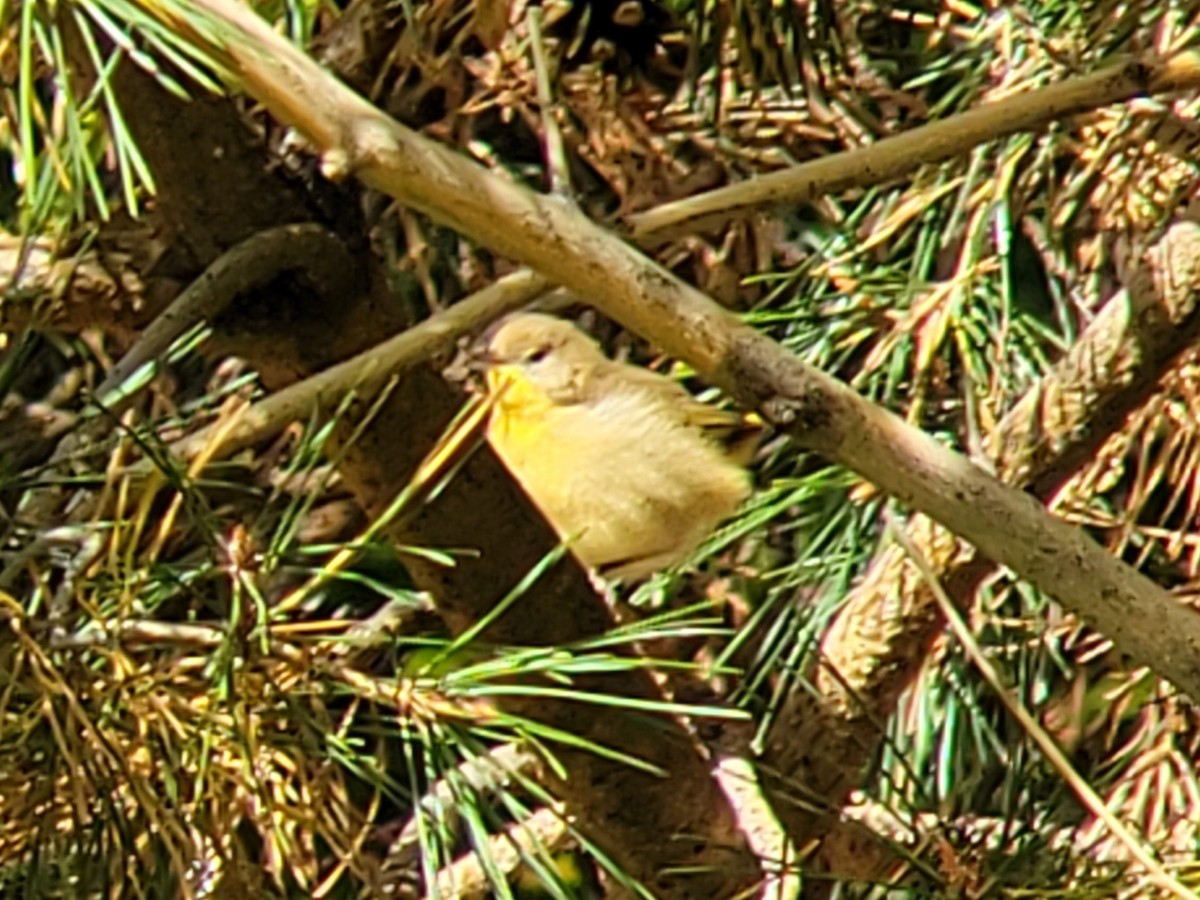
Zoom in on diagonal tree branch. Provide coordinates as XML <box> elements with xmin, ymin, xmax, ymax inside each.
<box><xmin>757</xmin><ymin>219</ymin><xmax>1200</xmax><ymax>887</ymax></box>
<box><xmin>147</xmin><ymin>0</ymin><xmax>1200</xmax><ymax>701</ymax></box>
<box><xmin>626</xmin><ymin>56</ymin><xmax>1200</xmax><ymax>240</ymax></box>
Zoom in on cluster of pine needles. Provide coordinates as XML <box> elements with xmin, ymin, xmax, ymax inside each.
<box><xmin>2</xmin><ymin>0</ymin><xmax>1200</xmax><ymax>897</ymax></box>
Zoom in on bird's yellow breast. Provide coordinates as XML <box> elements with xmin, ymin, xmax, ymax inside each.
<box><xmin>485</xmin><ymin>366</ymin><xmax>558</xmax><ymax>457</ymax></box>
<box><xmin>484</xmin><ymin>363</ymin><xmax>752</xmax><ymax>580</ymax></box>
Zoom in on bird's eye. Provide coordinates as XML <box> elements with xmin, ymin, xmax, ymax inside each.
<box><xmin>526</xmin><ymin>345</ymin><xmax>552</xmax><ymax>363</ymax></box>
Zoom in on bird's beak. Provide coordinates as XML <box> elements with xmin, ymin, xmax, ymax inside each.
<box><xmin>484</xmin><ymin>365</ymin><xmax>517</xmax><ymax>396</ymax></box>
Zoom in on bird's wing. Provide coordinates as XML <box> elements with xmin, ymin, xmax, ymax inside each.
<box><xmin>590</xmin><ymin>362</ymin><xmax>765</xmax><ymax>462</ymax></box>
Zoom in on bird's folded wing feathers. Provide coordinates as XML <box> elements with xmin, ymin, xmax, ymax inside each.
<box><xmin>587</xmin><ymin>361</ymin><xmax>764</xmax><ymax>462</ymax></box>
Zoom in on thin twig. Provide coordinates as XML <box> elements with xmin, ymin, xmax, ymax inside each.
<box><xmin>94</xmin><ymin>224</ymin><xmax>354</xmax><ymax>404</ymax></box>
<box><xmin>627</xmin><ymin>55</ymin><xmax>1200</xmax><ymax>240</ymax></box>
<box><xmin>888</xmin><ymin>510</ymin><xmax>1200</xmax><ymax>900</ymax></box>
<box><xmin>526</xmin><ymin>7</ymin><xmax>572</xmax><ymax>200</ymax></box>
<box><xmin>157</xmin><ymin>268</ymin><xmax>547</xmax><ymax>469</ymax></box>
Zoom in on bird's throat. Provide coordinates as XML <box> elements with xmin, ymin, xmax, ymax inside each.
<box><xmin>486</xmin><ymin>366</ymin><xmax>558</xmax><ymax>444</ymax></box>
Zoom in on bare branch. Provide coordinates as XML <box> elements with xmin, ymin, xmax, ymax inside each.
<box><xmin>627</xmin><ymin>56</ymin><xmax>1200</xmax><ymax>240</ymax></box>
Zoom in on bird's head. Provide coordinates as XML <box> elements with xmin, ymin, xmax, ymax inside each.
<box><xmin>484</xmin><ymin>313</ymin><xmax>603</xmax><ymax>404</ymax></box>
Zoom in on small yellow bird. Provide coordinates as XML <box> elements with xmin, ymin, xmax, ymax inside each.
<box><xmin>483</xmin><ymin>313</ymin><xmax>758</xmax><ymax>580</ymax></box>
